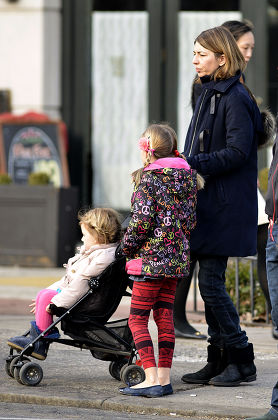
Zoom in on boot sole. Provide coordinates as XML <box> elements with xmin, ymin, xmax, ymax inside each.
<box><xmin>209</xmin><ymin>374</ymin><xmax>257</xmax><ymax>387</ymax></box>
<box><xmin>7</xmin><ymin>341</ymin><xmax>46</xmax><ymax>361</ymax></box>
<box><xmin>181</xmin><ymin>377</ymin><xmax>210</xmax><ymax>384</ymax></box>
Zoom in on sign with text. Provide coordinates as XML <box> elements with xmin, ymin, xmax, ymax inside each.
<box><xmin>0</xmin><ymin>121</ymin><xmax>69</xmax><ymax>187</ymax></box>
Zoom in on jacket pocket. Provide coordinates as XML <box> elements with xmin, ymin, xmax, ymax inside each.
<box><xmin>198</xmin><ymin>129</ymin><xmax>210</xmax><ymax>152</ymax></box>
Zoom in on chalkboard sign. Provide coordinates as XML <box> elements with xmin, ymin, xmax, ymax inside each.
<box><xmin>0</xmin><ymin>121</ymin><xmax>69</xmax><ymax>187</ymax></box>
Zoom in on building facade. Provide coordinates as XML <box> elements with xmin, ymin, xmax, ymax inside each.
<box><xmin>0</xmin><ymin>0</ymin><xmax>276</xmax><ymax>209</ymax></box>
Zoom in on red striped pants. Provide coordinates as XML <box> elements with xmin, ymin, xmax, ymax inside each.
<box><xmin>128</xmin><ymin>277</ymin><xmax>178</xmax><ymax>370</ymax></box>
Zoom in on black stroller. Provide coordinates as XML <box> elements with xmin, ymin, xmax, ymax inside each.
<box><xmin>4</xmin><ymin>253</ymin><xmax>145</xmax><ymax>387</ymax></box>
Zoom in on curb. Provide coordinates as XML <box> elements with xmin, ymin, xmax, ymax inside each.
<box><xmin>0</xmin><ymin>392</ymin><xmax>247</xmax><ymax>420</ymax></box>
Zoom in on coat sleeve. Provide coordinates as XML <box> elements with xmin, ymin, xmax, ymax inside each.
<box><xmin>50</xmin><ymin>250</ymin><xmax>115</xmax><ymax>308</ymax></box>
<box><xmin>182</xmin><ymin>174</ymin><xmax>197</xmax><ymax>233</ymax></box>
<box><xmin>186</xmin><ymin>92</ymin><xmax>256</xmax><ymax>176</ymax></box>
<box><xmin>122</xmin><ymin>176</ymin><xmax>156</xmax><ymax>257</ymax></box>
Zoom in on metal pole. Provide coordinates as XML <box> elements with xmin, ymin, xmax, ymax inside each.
<box><xmin>147</xmin><ymin>0</ymin><xmax>163</xmax><ymax>123</ymax></box>
<box><xmin>250</xmin><ymin>259</ymin><xmax>254</xmax><ymax>318</ymax></box>
<box><xmin>193</xmin><ymin>263</ymin><xmax>198</xmax><ymax>312</ymax></box>
<box><xmin>235</xmin><ymin>258</ymin><xmax>240</xmax><ymax>313</ymax></box>
<box><xmin>266</xmin><ymin>300</ymin><xmax>270</xmax><ymax>324</ymax></box>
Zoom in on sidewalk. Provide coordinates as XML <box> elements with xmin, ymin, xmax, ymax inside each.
<box><xmin>0</xmin><ymin>266</ymin><xmax>277</xmax><ymax>420</ymax></box>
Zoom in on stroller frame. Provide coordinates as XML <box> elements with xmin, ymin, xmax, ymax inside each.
<box><xmin>5</xmin><ymin>256</ymin><xmax>145</xmax><ymax>387</ymax></box>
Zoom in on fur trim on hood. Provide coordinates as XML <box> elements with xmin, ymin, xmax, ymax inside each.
<box><xmin>258</xmin><ymin>109</ymin><xmax>277</xmax><ymax>148</ymax></box>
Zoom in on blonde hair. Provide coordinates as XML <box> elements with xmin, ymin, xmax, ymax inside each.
<box><xmin>132</xmin><ymin>123</ymin><xmax>204</xmax><ymax>190</ymax></box>
<box><xmin>78</xmin><ymin>207</ymin><xmax>122</xmax><ymax>244</ymax></box>
<box><xmin>195</xmin><ymin>26</ymin><xmax>246</xmax><ymax>81</ymax></box>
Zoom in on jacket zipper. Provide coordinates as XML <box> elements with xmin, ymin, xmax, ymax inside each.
<box><xmin>188</xmin><ymin>89</ymin><xmax>208</xmax><ymax>157</ymax></box>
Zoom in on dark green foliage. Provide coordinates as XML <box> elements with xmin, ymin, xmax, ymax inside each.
<box><xmin>0</xmin><ymin>173</ymin><xmax>12</xmax><ymax>184</ymax></box>
<box><xmin>258</xmin><ymin>167</ymin><xmax>269</xmax><ymax>195</ymax></box>
<box><xmin>28</xmin><ymin>172</ymin><xmax>50</xmax><ymax>185</ymax></box>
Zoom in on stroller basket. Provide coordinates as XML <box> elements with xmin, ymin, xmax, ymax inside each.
<box><xmin>84</xmin><ymin>319</ymin><xmax>133</xmax><ymax>349</ymax></box>
<box><xmin>62</xmin><ymin>317</ymin><xmax>133</xmax><ymax>360</ymax></box>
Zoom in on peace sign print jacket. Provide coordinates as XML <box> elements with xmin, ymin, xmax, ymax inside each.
<box><xmin>122</xmin><ymin>157</ymin><xmax>198</xmax><ymax>278</ymax></box>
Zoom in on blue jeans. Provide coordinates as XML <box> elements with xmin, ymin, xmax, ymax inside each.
<box><xmin>266</xmin><ymin>221</ymin><xmax>278</xmax><ymax>412</ymax></box>
<box><xmin>192</xmin><ymin>254</ymin><xmax>248</xmax><ymax>348</ymax></box>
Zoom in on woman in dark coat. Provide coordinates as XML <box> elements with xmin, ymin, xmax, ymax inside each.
<box><xmin>181</xmin><ymin>26</ymin><xmax>262</xmax><ymax>387</ymax></box>
<box><xmin>175</xmin><ymin>19</ymin><xmax>277</xmax><ymax>342</ymax></box>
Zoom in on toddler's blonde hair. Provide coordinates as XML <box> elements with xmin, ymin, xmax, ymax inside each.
<box><xmin>78</xmin><ymin>208</ymin><xmax>122</xmax><ymax>244</ymax></box>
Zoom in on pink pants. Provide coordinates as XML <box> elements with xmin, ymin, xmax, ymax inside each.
<box><xmin>35</xmin><ymin>289</ymin><xmax>58</xmax><ymax>331</ymax></box>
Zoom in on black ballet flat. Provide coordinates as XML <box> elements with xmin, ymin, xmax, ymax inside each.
<box><xmin>119</xmin><ymin>385</ymin><xmax>163</xmax><ymax>398</ymax></box>
<box><xmin>174</xmin><ymin>327</ymin><xmax>207</xmax><ymax>340</ymax></box>
<box><xmin>162</xmin><ymin>383</ymin><xmax>173</xmax><ymax>396</ymax></box>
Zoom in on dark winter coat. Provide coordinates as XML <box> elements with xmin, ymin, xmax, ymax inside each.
<box><xmin>122</xmin><ymin>158</ymin><xmax>198</xmax><ymax>278</ymax></box>
<box><xmin>265</xmin><ymin>133</ymin><xmax>278</xmax><ymax>221</ymax></box>
<box><xmin>184</xmin><ymin>71</ymin><xmax>262</xmax><ymax>257</ymax></box>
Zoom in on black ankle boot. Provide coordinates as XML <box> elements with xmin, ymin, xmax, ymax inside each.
<box><xmin>209</xmin><ymin>343</ymin><xmax>257</xmax><ymax>386</ymax></box>
<box><xmin>181</xmin><ymin>345</ymin><xmax>227</xmax><ymax>384</ymax></box>
<box><xmin>272</xmin><ymin>324</ymin><xmax>278</xmax><ymax>340</ymax></box>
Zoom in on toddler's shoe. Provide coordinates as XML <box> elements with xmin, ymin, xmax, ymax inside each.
<box><xmin>7</xmin><ymin>321</ymin><xmax>60</xmax><ymax>360</ymax></box>
<box><xmin>119</xmin><ymin>385</ymin><xmax>163</xmax><ymax>398</ymax></box>
<box><xmin>7</xmin><ymin>336</ymin><xmax>48</xmax><ymax>360</ymax></box>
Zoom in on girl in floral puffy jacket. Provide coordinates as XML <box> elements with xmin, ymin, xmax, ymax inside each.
<box><xmin>119</xmin><ymin>123</ymin><xmax>204</xmax><ymax>398</ymax></box>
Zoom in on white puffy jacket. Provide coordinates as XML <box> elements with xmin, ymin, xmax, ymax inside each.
<box><xmin>47</xmin><ymin>243</ymin><xmax>117</xmax><ymax>308</ymax></box>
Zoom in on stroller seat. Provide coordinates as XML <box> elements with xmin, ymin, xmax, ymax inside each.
<box><xmin>61</xmin><ymin>253</ymin><xmax>129</xmax><ymax>324</ymax></box>
<box><xmin>60</xmin><ymin>254</ymin><xmax>133</xmax><ymax>358</ymax></box>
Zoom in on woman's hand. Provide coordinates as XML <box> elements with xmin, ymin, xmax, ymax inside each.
<box><xmin>29</xmin><ymin>299</ymin><xmax>36</xmax><ymax>314</ymax></box>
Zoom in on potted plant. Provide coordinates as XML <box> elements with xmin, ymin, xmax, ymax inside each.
<box><xmin>0</xmin><ymin>173</ymin><xmax>12</xmax><ymax>184</ymax></box>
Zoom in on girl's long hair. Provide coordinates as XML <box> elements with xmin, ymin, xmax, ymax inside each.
<box><xmin>132</xmin><ymin>123</ymin><xmax>204</xmax><ymax>190</ymax></box>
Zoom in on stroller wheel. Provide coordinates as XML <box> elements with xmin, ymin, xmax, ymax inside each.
<box><xmin>14</xmin><ymin>359</ymin><xmax>32</xmax><ymax>384</ymax></box>
<box><xmin>5</xmin><ymin>358</ymin><xmax>15</xmax><ymax>378</ymax></box>
<box><xmin>19</xmin><ymin>362</ymin><xmax>43</xmax><ymax>386</ymax></box>
<box><xmin>9</xmin><ymin>355</ymin><xmax>30</xmax><ymax>378</ymax></box>
<box><xmin>120</xmin><ymin>363</ymin><xmax>128</xmax><ymax>382</ymax></box>
<box><xmin>121</xmin><ymin>364</ymin><xmax>145</xmax><ymax>386</ymax></box>
<box><xmin>109</xmin><ymin>360</ymin><xmax>127</xmax><ymax>381</ymax></box>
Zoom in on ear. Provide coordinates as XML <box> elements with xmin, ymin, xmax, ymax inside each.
<box><xmin>219</xmin><ymin>54</ymin><xmax>226</xmax><ymax>67</ymax></box>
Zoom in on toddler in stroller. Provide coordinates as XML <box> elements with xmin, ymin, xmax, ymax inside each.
<box><xmin>5</xmin><ymin>208</ymin><xmax>144</xmax><ymax>386</ymax></box>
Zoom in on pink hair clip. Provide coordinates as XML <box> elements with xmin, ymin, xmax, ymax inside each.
<box><xmin>139</xmin><ymin>137</ymin><xmax>149</xmax><ymax>152</ymax></box>
<box><xmin>138</xmin><ymin>136</ymin><xmax>155</xmax><ymax>154</ymax></box>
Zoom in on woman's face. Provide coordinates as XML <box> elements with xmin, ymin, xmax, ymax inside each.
<box><xmin>237</xmin><ymin>31</ymin><xmax>255</xmax><ymax>63</ymax></box>
<box><xmin>193</xmin><ymin>42</ymin><xmax>225</xmax><ymax>77</ymax></box>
